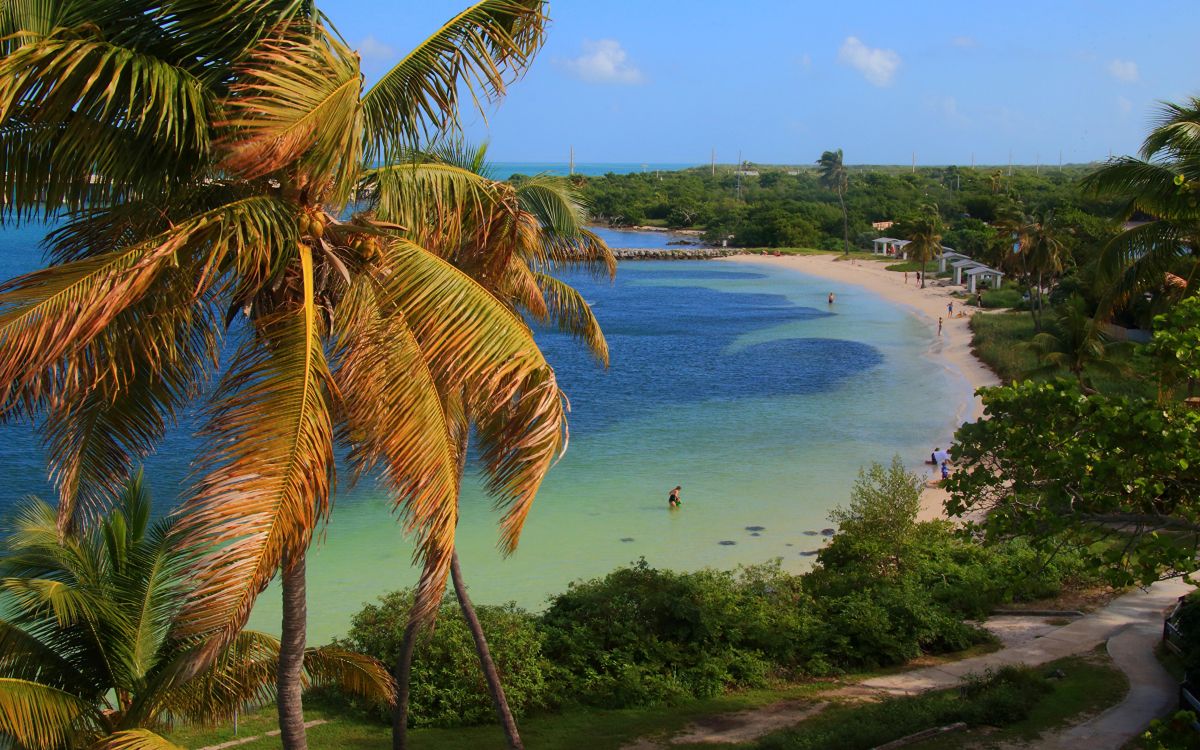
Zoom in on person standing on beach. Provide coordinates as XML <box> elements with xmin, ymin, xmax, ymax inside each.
<box><xmin>668</xmin><ymin>486</ymin><xmax>682</xmax><ymax>509</ymax></box>
<box><xmin>937</xmin><ymin>317</ymin><xmax>943</xmax><ymax>336</ymax></box>
<box><xmin>828</xmin><ymin>292</ymin><xmax>835</xmax><ymax>305</ymax></box>
<box><xmin>947</xmin><ymin>301</ymin><xmax>953</xmax><ymax>315</ymax></box>
<box><xmin>916</xmin><ymin>271</ymin><xmax>922</xmax><ymax>285</ymax></box>
<box><xmin>904</xmin><ymin>272</ymin><xmax>908</xmax><ymax>284</ymax></box>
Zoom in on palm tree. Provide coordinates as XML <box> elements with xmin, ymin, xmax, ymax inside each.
<box><xmin>817</xmin><ymin>149</ymin><xmax>850</xmax><ymax>255</ymax></box>
<box><xmin>1016</xmin><ymin>211</ymin><xmax>1070</xmax><ymax>332</ymax></box>
<box><xmin>1083</xmin><ymin>97</ymin><xmax>1200</xmax><ymax>314</ymax></box>
<box><xmin>0</xmin><ymin>3</ymin><xmax>562</xmax><ymax>748</ymax></box>
<box><xmin>905</xmin><ymin>203</ymin><xmax>943</xmax><ymax>288</ymax></box>
<box><xmin>0</xmin><ymin>473</ymin><xmax>393</xmax><ymax>750</ymax></box>
<box><xmin>365</xmin><ymin>145</ymin><xmax>612</xmax><ymax>749</ymax></box>
<box><xmin>1024</xmin><ymin>294</ymin><xmax>1125</xmax><ymax>391</ymax></box>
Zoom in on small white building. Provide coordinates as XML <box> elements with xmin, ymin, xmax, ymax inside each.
<box><xmin>871</xmin><ymin>237</ymin><xmax>911</xmax><ymax>258</ymax></box>
<box><xmin>938</xmin><ymin>250</ymin><xmax>970</xmax><ymax>273</ymax></box>
<box><xmin>963</xmin><ymin>265</ymin><xmax>1005</xmax><ymax>293</ymax></box>
<box><xmin>950</xmin><ymin>259</ymin><xmax>986</xmax><ymax>285</ymax></box>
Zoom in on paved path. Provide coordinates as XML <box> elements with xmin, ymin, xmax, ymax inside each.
<box><xmin>853</xmin><ymin>578</ymin><xmax>1191</xmax><ymax>697</ymax></box>
<box><xmin>1034</xmin><ymin>621</ymin><xmax>1180</xmax><ymax>749</ymax></box>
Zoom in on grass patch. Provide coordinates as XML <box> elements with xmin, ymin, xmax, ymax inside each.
<box><xmin>756</xmin><ymin>653</ymin><xmax>1125</xmax><ymax>750</ymax></box>
<box><xmin>168</xmin><ymin>682</ymin><xmax>836</xmax><ymax>750</ymax></box>
<box><xmin>980</xmin><ymin>287</ymin><xmax>1025</xmax><ymax>309</ymax></box>
<box><xmin>907</xmin><ymin>652</ymin><xmax>1127</xmax><ymax>748</ymax></box>
<box><xmin>969</xmin><ymin>311</ymin><xmax>1159</xmax><ymax>398</ymax></box>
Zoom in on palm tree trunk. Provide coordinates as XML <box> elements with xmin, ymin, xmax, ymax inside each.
<box><xmin>1030</xmin><ymin>271</ymin><xmax>1043</xmax><ymax>332</ymax></box>
<box><xmin>390</xmin><ymin>613</ymin><xmax>422</xmax><ymax>750</ymax></box>
<box><xmin>278</xmin><ymin>551</ymin><xmax>308</xmax><ymax>750</ymax></box>
<box><xmin>452</xmin><ymin>550</ymin><xmax>523</xmax><ymax>749</ymax></box>
<box><xmin>920</xmin><ymin>260</ymin><xmax>926</xmax><ymax>288</ymax></box>
<box><xmin>839</xmin><ymin>191</ymin><xmax>849</xmax><ymax>256</ymax></box>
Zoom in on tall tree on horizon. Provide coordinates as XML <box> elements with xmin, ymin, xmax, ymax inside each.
<box><xmin>818</xmin><ymin>149</ymin><xmax>851</xmax><ymax>255</ymax></box>
<box><xmin>0</xmin><ymin>2</ymin><xmax>563</xmax><ymax>748</ymax></box>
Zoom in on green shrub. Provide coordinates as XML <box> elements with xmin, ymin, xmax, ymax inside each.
<box><xmin>539</xmin><ymin>560</ymin><xmax>822</xmax><ymax>708</ymax></box>
<box><xmin>333</xmin><ymin>591</ymin><xmax>550</xmax><ymax>728</ymax></box>
<box><xmin>981</xmin><ymin>287</ymin><xmax>1025</xmax><ymax>309</ymax></box>
<box><xmin>1138</xmin><ymin>711</ymin><xmax>1200</xmax><ymax>749</ymax></box>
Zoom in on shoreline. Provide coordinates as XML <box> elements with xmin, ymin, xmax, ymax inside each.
<box><xmin>721</xmin><ymin>253</ymin><xmax>1002</xmax><ymax>521</ymax></box>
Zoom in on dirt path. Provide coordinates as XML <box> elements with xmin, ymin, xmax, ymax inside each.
<box><xmin>620</xmin><ymin>579</ymin><xmax>1191</xmax><ymax>748</ymax></box>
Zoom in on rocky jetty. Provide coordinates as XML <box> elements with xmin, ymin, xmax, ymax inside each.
<box><xmin>611</xmin><ymin>247</ymin><xmax>743</xmax><ymax>260</ymax></box>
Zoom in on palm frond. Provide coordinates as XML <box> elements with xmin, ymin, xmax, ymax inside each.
<box><xmin>220</xmin><ymin>27</ymin><xmax>362</xmax><ymax>204</ymax></box>
<box><xmin>0</xmin><ymin>677</ymin><xmax>102</xmax><ymax>749</ymax></box>
<box><xmin>141</xmin><ymin>630</ymin><xmax>278</xmax><ymax>726</ymax></box>
<box><xmin>0</xmin><ymin>32</ymin><xmax>213</xmax><ymax>217</ymax></box>
<box><xmin>332</xmin><ymin>281</ymin><xmax>460</xmax><ymax>622</ymax></box>
<box><xmin>303</xmin><ymin>646</ymin><xmax>395</xmax><ymax>705</ymax></box>
<box><xmin>97</xmin><ymin>728</ymin><xmax>186</xmax><ymax>750</ymax></box>
<box><xmin>361</xmin><ymin>0</ymin><xmax>547</xmax><ymax>159</ymax></box>
<box><xmin>175</xmin><ymin>245</ymin><xmax>334</xmax><ymax>655</ymax></box>
<box><xmin>363</xmin><ymin>160</ymin><xmax>497</xmax><ymax>251</ymax></box>
<box><xmin>0</xmin><ymin>617</ymin><xmax>87</xmax><ymax>693</ymax></box>
<box><xmin>534</xmin><ymin>272</ymin><xmax>608</xmax><ymax>365</ymax></box>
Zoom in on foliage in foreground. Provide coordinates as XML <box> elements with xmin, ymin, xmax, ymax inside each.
<box><xmin>326</xmin><ymin>459</ymin><xmax>1098</xmax><ymax>727</ymax></box>
<box><xmin>947</xmin><ymin>379</ymin><xmax>1200</xmax><ymax>586</ymax></box>
<box><xmin>0</xmin><ymin>476</ymin><xmax>392</xmax><ymax>749</ymax></box>
<box><xmin>329</xmin><ymin>592</ymin><xmax>550</xmax><ymax>728</ymax></box>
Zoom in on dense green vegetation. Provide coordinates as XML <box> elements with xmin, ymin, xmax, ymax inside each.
<box><xmin>577</xmin><ymin>163</ymin><xmax>1119</xmax><ymax>253</ymax></box>
<box><xmin>299</xmin><ymin>458</ymin><xmax>1099</xmax><ymax>732</ymax></box>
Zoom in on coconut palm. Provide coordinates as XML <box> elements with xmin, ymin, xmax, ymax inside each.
<box><xmin>1018</xmin><ymin>211</ymin><xmax>1070</xmax><ymax>331</ymax></box>
<box><xmin>905</xmin><ymin>203</ymin><xmax>943</xmax><ymax>288</ymax></box>
<box><xmin>1024</xmin><ymin>294</ymin><xmax>1126</xmax><ymax>391</ymax></box>
<box><xmin>817</xmin><ymin>149</ymin><xmax>850</xmax><ymax>255</ymax></box>
<box><xmin>0</xmin><ymin>473</ymin><xmax>393</xmax><ymax>750</ymax></box>
<box><xmin>1083</xmin><ymin>97</ymin><xmax>1200</xmax><ymax>314</ymax></box>
<box><xmin>363</xmin><ymin>145</ymin><xmax>612</xmax><ymax>749</ymax></box>
<box><xmin>0</xmin><ymin>2</ymin><xmax>562</xmax><ymax>747</ymax></box>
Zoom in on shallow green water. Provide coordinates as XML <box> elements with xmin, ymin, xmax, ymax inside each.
<box><xmin>244</xmin><ymin>259</ymin><xmax>972</xmax><ymax>642</ymax></box>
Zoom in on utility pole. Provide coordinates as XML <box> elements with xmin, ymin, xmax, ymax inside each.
<box><xmin>736</xmin><ymin>149</ymin><xmax>743</xmax><ymax>200</ymax></box>
<box><xmin>1035</xmin><ymin>153</ymin><xmax>1040</xmax><ymax>175</ymax></box>
<box><xmin>1008</xmin><ymin>149</ymin><xmax>1013</xmax><ymax>177</ymax></box>
<box><xmin>911</xmin><ymin>151</ymin><xmax>916</xmax><ymax>173</ymax></box>
<box><xmin>711</xmin><ymin>147</ymin><xmax>716</xmax><ymax>177</ymax></box>
<box><xmin>970</xmin><ymin>152</ymin><xmax>975</xmax><ymax>169</ymax></box>
<box><xmin>569</xmin><ymin>145</ymin><xmax>574</xmax><ymax>176</ymax></box>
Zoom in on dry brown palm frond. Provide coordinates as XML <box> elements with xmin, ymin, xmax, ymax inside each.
<box><xmin>174</xmin><ymin>245</ymin><xmax>333</xmax><ymax>655</ymax></box>
<box><xmin>219</xmin><ymin>26</ymin><xmax>362</xmax><ymax>205</ymax></box>
<box><xmin>534</xmin><ymin>272</ymin><xmax>608</xmax><ymax>365</ymax></box>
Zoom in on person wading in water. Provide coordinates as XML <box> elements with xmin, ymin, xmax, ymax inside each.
<box><xmin>668</xmin><ymin>486</ymin><xmax>682</xmax><ymax>509</ymax></box>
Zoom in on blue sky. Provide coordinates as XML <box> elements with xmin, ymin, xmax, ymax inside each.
<box><xmin>330</xmin><ymin>0</ymin><xmax>1199</xmax><ymax>166</ymax></box>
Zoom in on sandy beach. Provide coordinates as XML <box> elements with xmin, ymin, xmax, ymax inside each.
<box><xmin>722</xmin><ymin>253</ymin><xmax>1002</xmax><ymax>521</ymax></box>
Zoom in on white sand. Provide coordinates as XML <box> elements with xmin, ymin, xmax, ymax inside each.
<box><xmin>721</xmin><ymin>253</ymin><xmax>1002</xmax><ymax>520</ymax></box>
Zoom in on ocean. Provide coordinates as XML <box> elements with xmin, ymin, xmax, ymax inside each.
<box><xmin>0</xmin><ymin>224</ymin><xmax>969</xmax><ymax>642</ymax></box>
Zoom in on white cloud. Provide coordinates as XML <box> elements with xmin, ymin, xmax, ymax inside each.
<box><xmin>1117</xmin><ymin>96</ymin><xmax>1133</xmax><ymax>114</ymax></box>
<box><xmin>837</xmin><ymin>36</ymin><xmax>900</xmax><ymax>87</ymax></box>
<box><xmin>561</xmin><ymin>39</ymin><xmax>644</xmax><ymax>85</ymax></box>
<box><xmin>1107</xmin><ymin>59</ymin><xmax>1139</xmax><ymax>83</ymax></box>
<box><xmin>951</xmin><ymin>36</ymin><xmax>977</xmax><ymax>48</ymax></box>
<box><xmin>357</xmin><ymin>35</ymin><xmax>395</xmax><ymax>62</ymax></box>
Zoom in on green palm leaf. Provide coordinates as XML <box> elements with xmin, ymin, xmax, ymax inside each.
<box><xmin>0</xmin><ymin>677</ymin><xmax>104</xmax><ymax>748</ymax></box>
<box><xmin>362</xmin><ymin>0</ymin><xmax>546</xmax><ymax>159</ymax></box>
<box><xmin>97</xmin><ymin>728</ymin><xmax>187</xmax><ymax>750</ymax></box>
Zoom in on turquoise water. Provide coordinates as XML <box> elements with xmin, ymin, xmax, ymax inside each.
<box><xmin>0</xmin><ymin>225</ymin><xmax>971</xmax><ymax>642</ymax></box>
